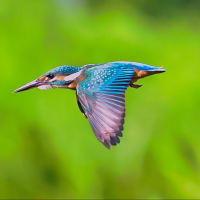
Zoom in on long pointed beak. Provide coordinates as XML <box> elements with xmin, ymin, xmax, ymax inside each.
<box><xmin>14</xmin><ymin>79</ymin><xmax>41</xmax><ymax>93</ymax></box>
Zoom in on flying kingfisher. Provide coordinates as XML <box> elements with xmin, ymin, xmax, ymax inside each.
<box><xmin>14</xmin><ymin>61</ymin><xmax>165</xmax><ymax>149</ymax></box>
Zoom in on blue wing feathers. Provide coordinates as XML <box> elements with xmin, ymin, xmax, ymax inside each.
<box><xmin>76</xmin><ymin>63</ymin><xmax>135</xmax><ymax>148</ymax></box>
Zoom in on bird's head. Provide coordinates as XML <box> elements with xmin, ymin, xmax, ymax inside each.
<box><xmin>14</xmin><ymin>66</ymin><xmax>81</xmax><ymax>93</ymax></box>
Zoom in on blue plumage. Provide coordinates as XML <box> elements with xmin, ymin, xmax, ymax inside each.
<box><xmin>75</xmin><ymin>62</ymin><xmax>165</xmax><ymax>148</ymax></box>
<box><xmin>45</xmin><ymin>65</ymin><xmax>82</xmax><ymax>76</ymax></box>
<box><xmin>78</xmin><ymin>63</ymin><xmax>134</xmax><ymax>94</ymax></box>
<box><xmin>14</xmin><ymin>61</ymin><xmax>165</xmax><ymax>149</ymax></box>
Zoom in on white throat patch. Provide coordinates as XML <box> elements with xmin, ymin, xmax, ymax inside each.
<box><xmin>38</xmin><ymin>85</ymin><xmax>52</xmax><ymax>90</ymax></box>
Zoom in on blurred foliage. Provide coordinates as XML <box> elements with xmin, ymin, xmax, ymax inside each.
<box><xmin>0</xmin><ymin>0</ymin><xmax>200</xmax><ymax>199</ymax></box>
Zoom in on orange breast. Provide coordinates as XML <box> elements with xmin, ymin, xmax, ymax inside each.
<box><xmin>68</xmin><ymin>81</ymin><xmax>77</xmax><ymax>90</ymax></box>
<box><xmin>68</xmin><ymin>73</ymin><xmax>86</xmax><ymax>90</ymax></box>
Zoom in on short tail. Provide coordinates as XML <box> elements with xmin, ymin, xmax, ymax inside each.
<box><xmin>131</xmin><ymin>63</ymin><xmax>166</xmax><ymax>78</ymax></box>
<box><xmin>131</xmin><ymin>62</ymin><xmax>166</xmax><ymax>73</ymax></box>
<box><xmin>110</xmin><ymin>61</ymin><xmax>166</xmax><ymax>73</ymax></box>
<box><xmin>143</xmin><ymin>66</ymin><xmax>166</xmax><ymax>76</ymax></box>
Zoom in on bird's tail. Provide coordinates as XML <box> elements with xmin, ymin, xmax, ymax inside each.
<box><xmin>131</xmin><ymin>62</ymin><xmax>165</xmax><ymax>73</ymax></box>
<box><xmin>128</xmin><ymin>62</ymin><xmax>166</xmax><ymax>79</ymax></box>
<box><xmin>110</xmin><ymin>61</ymin><xmax>166</xmax><ymax>75</ymax></box>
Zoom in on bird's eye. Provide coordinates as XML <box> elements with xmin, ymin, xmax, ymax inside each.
<box><xmin>47</xmin><ymin>74</ymin><xmax>55</xmax><ymax>79</ymax></box>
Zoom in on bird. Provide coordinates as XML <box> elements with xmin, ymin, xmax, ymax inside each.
<box><xmin>14</xmin><ymin>61</ymin><xmax>165</xmax><ymax>149</ymax></box>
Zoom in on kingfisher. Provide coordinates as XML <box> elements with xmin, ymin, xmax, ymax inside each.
<box><xmin>14</xmin><ymin>61</ymin><xmax>165</xmax><ymax>149</ymax></box>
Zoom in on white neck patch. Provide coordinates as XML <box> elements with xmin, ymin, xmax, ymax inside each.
<box><xmin>64</xmin><ymin>70</ymin><xmax>82</xmax><ymax>81</ymax></box>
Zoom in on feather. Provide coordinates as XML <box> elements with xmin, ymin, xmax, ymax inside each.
<box><xmin>76</xmin><ymin>63</ymin><xmax>134</xmax><ymax>148</ymax></box>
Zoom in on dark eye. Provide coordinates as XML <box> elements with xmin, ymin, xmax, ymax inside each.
<box><xmin>47</xmin><ymin>74</ymin><xmax>55</xmax><ymax>79</ymax></box>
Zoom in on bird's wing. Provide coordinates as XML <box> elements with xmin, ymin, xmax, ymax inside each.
<box><xmin>76</xmin><ymin>63</ymin><xmax>135</xmax><ymax>148</ymax></box>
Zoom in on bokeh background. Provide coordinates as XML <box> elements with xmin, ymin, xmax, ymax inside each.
<box><xmin>1</xmin><ymin>0</ymin><xmax>200</xmax><ymax>199</ymax></box>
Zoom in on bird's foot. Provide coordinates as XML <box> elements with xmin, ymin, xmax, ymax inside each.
<box><xmin>130</xmin><ymin>83</ymin><xmax>143</xmax><ymax>88</ymax></box>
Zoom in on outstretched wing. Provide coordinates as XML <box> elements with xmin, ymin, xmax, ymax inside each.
<box><xmin>76</xmin><ymin>63</ymin><xmax>135</xmax><ymax>148</ymax></box>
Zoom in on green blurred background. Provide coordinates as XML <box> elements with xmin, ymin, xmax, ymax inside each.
<box><xmin>1</xmin><ymin>0</ymin><xmax>200</xmax><ymax>199</ymax></box>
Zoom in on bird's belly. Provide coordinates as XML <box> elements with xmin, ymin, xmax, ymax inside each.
<box><xmin>132</xmin><ymin>68</ymin><xmax>148</xmax><ymax>79</ymax></box>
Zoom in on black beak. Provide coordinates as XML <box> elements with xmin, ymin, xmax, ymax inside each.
<box><xmin>14</xmin><ymin>79</ymin><xmax>42</xmax><ymax>93</ymax></box>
